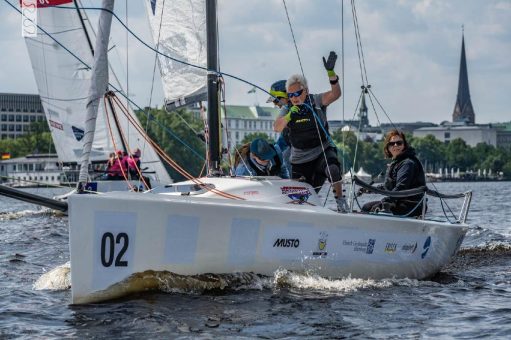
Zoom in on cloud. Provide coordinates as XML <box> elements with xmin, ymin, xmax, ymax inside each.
<box><xmin>0</xmin><ymin>0</ymin><xmax>509</xmax><ymax>124</ymax></box>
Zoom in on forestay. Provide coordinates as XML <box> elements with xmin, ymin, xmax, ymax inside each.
<box><xmin>23</xmin><ymin>1</ymin><xmax>171</xmax><ymax>183</ymax></box>
<box><xmin>144</xmin><ymin>0</ymin><xmax>207</xmax><ymax>109</ymax></box>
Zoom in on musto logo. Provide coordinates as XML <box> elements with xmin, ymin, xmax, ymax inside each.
<box><xmin>281</xmin><ymin>186</ymin><xmax>311</xmax><ymax>204</ymax></box>
<box><xmin>273</xmin><ymin>238</ymin><xmax>300</xmax><ymax>248</ymax></box>
<box><xmin>421</xmin><ymin>236</ymin><xmax>431</xmax><ymax>259</ymax></box>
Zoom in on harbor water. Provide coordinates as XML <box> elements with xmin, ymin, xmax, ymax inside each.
<box><xmin>1</xmin><ymin>181</ymin><xmax>510</xmax><ymax>338</ymax></box>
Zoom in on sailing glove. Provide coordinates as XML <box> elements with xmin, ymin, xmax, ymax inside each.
<box><xmin>336</xmin><ymin>196</ymin><xmax>349</xmax><ymax>213</ymax></box>
<box><xmin>323</xmin><ymin>51</ymin><xmax>338</xmax><ymax>77</ymax></box>
<box><xmin>284</xmin><ymin>105</ymin><xmax>300</xmax><ymax>122</ymax></box>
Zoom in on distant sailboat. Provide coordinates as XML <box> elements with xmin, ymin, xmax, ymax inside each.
<box><xmin>23</xmin><ymin>0</ymin><xmax>172</xmax><ymax>189</ymax></box>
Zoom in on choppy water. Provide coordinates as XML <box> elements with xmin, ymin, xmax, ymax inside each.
<box><xmin>1</xmin><ymin>182</ymin><xmax>510</xmax><ymax>338</ymax></box>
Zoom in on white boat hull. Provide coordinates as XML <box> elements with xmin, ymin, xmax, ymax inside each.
<box><xmin>68</xmin><ymin>178</ymin><xmax>467</xmax><ymax>304</ymax></box>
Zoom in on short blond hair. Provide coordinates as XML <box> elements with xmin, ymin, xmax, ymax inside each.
<box><xmin>286</xmin><ymin>74</ymin><xmax>308</xmax><ymax>91</ymax></box>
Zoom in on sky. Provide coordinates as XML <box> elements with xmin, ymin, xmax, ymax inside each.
<box><xmin>0</xmin><ymin>0</ymin><xmax>510</xmax><ymax>125</ymax></box>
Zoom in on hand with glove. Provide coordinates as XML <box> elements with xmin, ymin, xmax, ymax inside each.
<box><xmin>283</xmin><ymin>105</ymin><xmax>300</xmax><ymax>122</ymax></box>
<box><xmin>322</xmin><ymin>51</ymin><xmax>338</xmax><ymax>77</ymax></box>
<box><xmin>336</xmin><ymin>196</ymin><xmax>349</xmax><ymax>213</ymax></box>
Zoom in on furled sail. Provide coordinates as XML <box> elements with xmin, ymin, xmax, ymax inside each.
<box><xmin>23</xmin><ymin>0</ymin><xmax>172</xmax><ymax>183</ymax></box>
<box><xmin>145</xmin><ymin>0</ymin><xmax>207</xmax><ymax>110</ymax></box>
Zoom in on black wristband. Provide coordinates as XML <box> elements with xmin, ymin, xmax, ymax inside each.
<box><xmin>329</xmin><ymin>75</ymin><xmax>339</xmax><ymax>85</ymax></box>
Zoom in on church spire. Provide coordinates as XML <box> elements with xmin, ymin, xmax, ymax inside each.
<box><xmin>359</xmin><ymin>92</ymin><xmax>369</xmax><ymax>127</ymax></box>
<box><xmin>452</xmin><ymin>28</ymin><xmax>475</xmax><ymax>124</ymax></box>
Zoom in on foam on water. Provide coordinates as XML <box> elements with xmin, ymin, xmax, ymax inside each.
<box><xmin>33</xmin><ymin>262</ymin><xmax>71</xmax><ymax>290</ymax></box>
<box><xmin>273</xmin><ymin>268</ymin><xmax>392</xmax><ymax>292</ymax></box>
<box><xmin>0</xmin><ymin>208</ymin><xmax>58</xmax><ymax>221</ymax></box>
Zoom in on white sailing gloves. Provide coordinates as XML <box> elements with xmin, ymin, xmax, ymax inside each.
<box><xmin>336</xmin><ymin>196</ymin><xmax>349</xmax><ymax>213</ymax></box>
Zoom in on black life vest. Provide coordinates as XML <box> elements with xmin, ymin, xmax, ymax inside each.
<box><xmin>287</xmin><ymin>95</ymin><xmax>329</xmax><ymax>149</ymax></box>
<box><xmin>247</xmin><ymin>145</ymin><xmax>282</xmax><ymax>176</ymax></box>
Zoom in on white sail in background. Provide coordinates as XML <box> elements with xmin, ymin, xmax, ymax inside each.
<box><xmin>145</xmin><ymin>0</ymin><xmax>207</xmax><ymax>109</ymax></box>
<box><xmin>23</xmin><ymin>1</ymin><xmax>171</xmax><ymax>183</ymax></box>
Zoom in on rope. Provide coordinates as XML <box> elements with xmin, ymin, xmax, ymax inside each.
<box><xmin>102</xmin><ymin>97</ymin><xmax>136</xmax><ymax>191</ymax></box>
<box><xmin>108</xmin><ymin>93</ymin><xmax>244</xmax><ymax>200</ymax></box>
<box><xmin>106</xmin><ymin>94</ymin><xmax>151</xmax><ymax>190</ymax></box>
<box><xmin>282</xmin><ymin>0</ymin><xmax>305</xmax><ymax>76</ymax></box>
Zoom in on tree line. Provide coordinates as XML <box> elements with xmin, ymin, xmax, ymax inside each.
<box><xmin>2</xmin><ymin>108</ymin><xmax>510</xmax><ymax>181</ymax></box>
<box><xmin>0</xmin><ymin>121</ymin><xmax>55</xmax><ymax>158</ymax></box>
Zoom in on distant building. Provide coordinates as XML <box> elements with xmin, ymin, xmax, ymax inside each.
<box><xmin>330</xmin><ymin>93</ymin><xmax>383</xmax><ymax>141</ymax></box>
<box><xmin>381</xmin><ymin>122</ymin><xmax>437</xmax><ymax>135</ymax></box>
<box><xmin>0</xmin><ymin>154</ymin><xmax>62</xmax><ymax>187</ymax></box>
<box><xmin>414</xmin><ymin>121</ymin><xmax>497</xmax><ymax>147</ymax></box>
<box><xmin>223</xmin><ymin>105</ymin><xmax>280</xmax><ymax>146</ymax></box>
<box><xmin>452</xmin><ymin>32</ymin><xmax>476</xmax><ymax>124</ymax></box>
<box><xmin>495</xmin><ymin>122</ymin><xmax>511</xmax><ymax>149</ymax></box>
<box><xmin>0</xmin><ymin>93</ymin><xmax>46</xmax><ymax>140</ymax></box>
<box><xmin>412</xmin><ymin>32</ymin><xmax>511</xmax><ymax>149</ymax></box>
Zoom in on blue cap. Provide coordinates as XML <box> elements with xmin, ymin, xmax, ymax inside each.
<box><xmin>250</xmin><ymin>138</ymin><xmax>276</xmax><ymax>160</ymax></box>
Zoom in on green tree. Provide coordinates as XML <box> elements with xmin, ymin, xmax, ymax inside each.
<box><xmin>411</xmin><ymin>134</ymin><xmax>445</xmax><ymax>172</ymax></box>
<box><xmin>136</xmin><ymin>108</ymin><xmax>206</xmax><ymax>181</ymax></box>
<box><xmin>0</xmin><ymin>121</ymin><xmax>55</xmax><ymax>157</ymax></box>
<box><xmin>240</xmin><ymin>132</ymin><xmax>274</xmax><ymax>146</ymax></box>
<box><xmin>445</xmin><ymin>138</ymin><xmax>476</xmax><ymax>170</ymax></box>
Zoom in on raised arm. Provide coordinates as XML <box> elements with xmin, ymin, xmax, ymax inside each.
<box><xmin>320</xmin><ymin>51</ymin><xmax>342</xmax><ymax>107</ymax></box>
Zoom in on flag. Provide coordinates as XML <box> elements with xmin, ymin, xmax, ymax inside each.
<box><xmin>1</xmin><ymin>153</ymin><xmax>10</xmax><ymax>160</ymax></box>
<box><xmin>247</xmin><ymin>87</ymin><xmax>256</xmax><ymax>94</ymax></box>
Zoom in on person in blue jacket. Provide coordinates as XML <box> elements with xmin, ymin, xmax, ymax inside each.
<box><xmin>235</xmin><ymin>138</ymin><xmax>289</xmax><ymax>178</ymax></box>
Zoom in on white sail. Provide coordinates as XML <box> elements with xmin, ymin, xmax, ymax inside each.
<box><xmin>23</xmin><ymin>1</ymin><xmax>172</xmax><ymax>183</ymax></box>
<box><xmin>144</xmin><ymin>0</ymin><xmax>207</xmax><ymax>109</ymax></box>
<box><xmin>78</xmin><ymin>0</ymin><xmax>113</xmax><ymax>184</ymax></box>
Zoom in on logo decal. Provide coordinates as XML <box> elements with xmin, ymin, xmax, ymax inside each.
<box><xmin>273</xmin><ymin>238</ymin><xmax>300</xmax><ymax>248</ymax></box>
<box><xmin>401</xmin><ymin>242</ymin><xmax>418</xmax><ymax>253</ymax></box>
<box><xmin>72</xmin><ymin>126</ymin><xmax>84</xmax><ymax>141</ymax></box>
<box><xmin>421</xmin><ymin>236</ymin><xmax>431</xmax><ymax>259</ymax></box>
<box><xmin>281</xmin><ymin>186</ymin><xmax>311</xmax><ymax>204</ymax></box>
<box><xmin>384</xmin><ymin>242</ymin><xmax>397</xmax><ymax>254</ymax></box>
<box><xmin>49</xmin><ymin>120</ymin><xmax>63</xmax><ymax>130</ymax></box>
<box><xmin>343</xmin><ymin>238</ymin><xmax>375</xmax><ymax>254</ymax></box>
<box><xmin>366</xmin><ymin>239</ymin><xmax>375</xmax><ymax>254</ymax></box>
<box><xmin>312</xmin><ymin>232</ymin><xmax>328</xmax><ymax>257</ymax></box>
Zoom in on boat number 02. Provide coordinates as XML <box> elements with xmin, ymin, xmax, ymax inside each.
<box><xmin>100</xmin><ymin>232</ymin><xmax>129</xmax><ymax>267</ymax></box>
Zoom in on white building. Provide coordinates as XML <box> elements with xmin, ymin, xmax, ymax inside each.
<box><xmin>223</xmin><ymin>105</ymin><xmax>280</xmax><ymax>146</ymax></box>
<box><xmin>0</xmin><ymin>154</ymin><xmax>63</xmax><ymax>187</ymax></box>
<box><xmin>414</xmin><ymin>122</ymin><xmax>497</xmax><ymax>147</ymax></box>
<box><xmin>0</xmin><ymin>93</ymin><xmax>46</xmax><ymax>140</ymax></box>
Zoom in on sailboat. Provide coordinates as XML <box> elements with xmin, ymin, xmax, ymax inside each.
<box><xmin>21</xmin><ymin>0</ymin><xmax>172</xmax><ymax>193</ymax></box>
<box><xmin>57</xmin><ymin>0</ymin><xmax>474</xmax><ymax>304</ymax></box>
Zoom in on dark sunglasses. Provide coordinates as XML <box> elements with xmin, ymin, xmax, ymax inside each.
<box><xmin>388</xmin><ymin>140</ymin><xmax>404</xmax><ymax>147</ymax></box>
<box><xmin>287</xmin><ymin>89</ymin><xmax>304</xmax><ymax>98</ymax></box>
<box><xmin>272</xmin><ymin>97</ymin><xmax>286</xmax><ymax>105</ymax></box>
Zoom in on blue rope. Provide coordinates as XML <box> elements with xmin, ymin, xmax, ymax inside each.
<box><xmin>302</xmin><ymin>102</ymin><xmax>352</xmax><ymax>168</ymax></box>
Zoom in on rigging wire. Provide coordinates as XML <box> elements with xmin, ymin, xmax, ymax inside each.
<box><xmin>282</xmin><ymin>0</ymin><xmax>305</xmax><ymax>76</ymax></box>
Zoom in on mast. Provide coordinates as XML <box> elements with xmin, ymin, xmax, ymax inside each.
<box><xmin>78</xmin><ymin>0</ymin><xmax>114</xmax><ymax>186</ymax></box>
<box><xmin>206</xmin><ymin>0</ymin><xmax>221</xmax><ymax>174</ymax></box>
<box><xmin>75</xmin><ymin>0</ymin><xmax>128</xmax><ymax>155</ymax></box>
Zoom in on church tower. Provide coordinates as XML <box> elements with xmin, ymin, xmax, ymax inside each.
<box><xmin>452</xmin><ymin>30</ymin><xmax>475</xmax><ymax>124</ymax></box>
<box><xmin>359</xmin><ymin>92</ymin><xmax>369</xmax><ymax>127</ymax></box>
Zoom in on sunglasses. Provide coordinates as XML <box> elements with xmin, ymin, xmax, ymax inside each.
<box><xmin>272</xmin><ymin>97</ymin><xmax>286</xmax><ymax>105</ymax></box>
<box><xmin>287</xmin><ymin>89</ymin><xmax>304</xmax><ymax>98</ymax></box>
<box><xmin>388</xmin><ymin>140</ymin><xmax>404</xmax><ymax>147</ymax></box>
